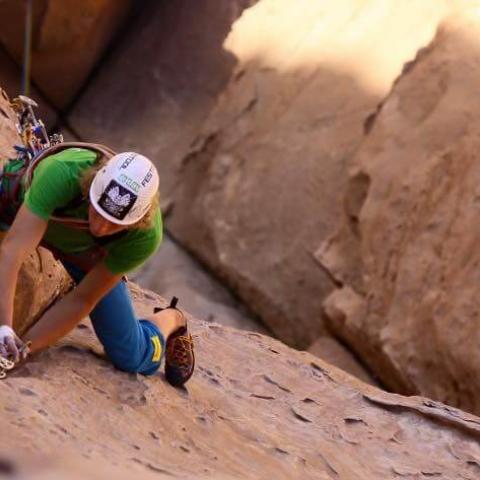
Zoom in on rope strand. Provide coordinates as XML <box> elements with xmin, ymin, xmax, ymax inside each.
<box><xmin>22</xmin><ymin>0</ymin><xmax>33</xmax><ymax>96</ymax></box>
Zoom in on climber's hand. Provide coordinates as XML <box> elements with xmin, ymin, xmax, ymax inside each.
<box><xmin>0</xmin><ymin>325</ymin><xmax>27</xmax><ymax>363</ymax></box>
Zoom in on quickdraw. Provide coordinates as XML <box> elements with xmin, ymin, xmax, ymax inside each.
<box><xmin>0</xmin><ymin>357</ymin><xmax>15</xmax><ymax>380</ymax></box>
<box><xmin>0</xmin><ymin>341</ymin><xmax>31</xmax><ymax>380</ymax></box>
<box><xmin>10</xmin><ymin>95</ymin><xmax>63</xmax><ymax>159</ymax></box>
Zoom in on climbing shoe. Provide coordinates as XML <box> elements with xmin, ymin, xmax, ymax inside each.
<box><xmin>155</xmin><ymin>297</ymin><xmax>195</xmax><ymax>387</ymax></box>
<box><xmin>165</xmin><ymin>325</ymin><xmax>195</xmax><ymax>387</ymax></box>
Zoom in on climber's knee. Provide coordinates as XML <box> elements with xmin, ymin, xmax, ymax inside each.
<box><xmin>106</xmin><ymin>320</ymin><xmax>165</xmax><ymax>377</ymax></box>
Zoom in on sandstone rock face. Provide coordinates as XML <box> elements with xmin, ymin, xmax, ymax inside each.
<box><xmin>13</xmin><ymin>248</ymin><xmax>72</xmax><ymax>335</ymax></box>
<box><xmin>168</xmin><ymin>0</ymin><xmax>456</xmax><ymax>348</ymax></box>
<box><xmin>131</xmin><ymin>234</ymin><xmax>265</xmax><ymax>334</ymax></box>
<box><xmin>0</xmin><ymin>89</ymin><xmax>71</xmax><ymax>334</ymax></box>
<box><xmin>318</xmin><ymin>13</ymin><xmax>480</xmax><ymax>414</ymax></box>
<box><xmin>0</xmin><ymin>48</ymin><xmax>58</xmax><ymax>128</ymax></box>
<box><xmin>0</xmin><ymin>0</ymin><xmax>132</xmax><ymax>109</ymax></box>
<box><xmin>69</xmin><ymin>0</ymin><xmax>257</xmax><ymax>198</ymax></box>
<box><xmin>0</xmin><ymin>87</ymin><xmax>19</xmax><ymax>159</ymax></box>
<box><xmin>2</xmin><ymin>285</ymin><xmax>480</xmax><ymax>479</ymax></box>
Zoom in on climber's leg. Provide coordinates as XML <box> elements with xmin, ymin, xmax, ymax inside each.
<box><xmin>61</xmin><ymin>261</ymin><xmax>166</xmax><ymax>376</ymax></box>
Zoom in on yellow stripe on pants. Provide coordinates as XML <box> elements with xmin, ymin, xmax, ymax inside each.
<box><xmin>151</xmin><ymin>335</ymin><xmax>162</xmax><ymax>362</ymax></box>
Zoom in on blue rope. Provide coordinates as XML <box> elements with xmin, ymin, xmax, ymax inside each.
<box><xmin>22</xmin><ymin>0</ymin><xmax>33</xmax><ymax>96</ymax></box>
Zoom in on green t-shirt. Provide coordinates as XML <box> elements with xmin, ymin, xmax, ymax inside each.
<box><xmin>21</xmin><ymin>147</ymin><xmax>162</xmax><ymax>275</ymax></box>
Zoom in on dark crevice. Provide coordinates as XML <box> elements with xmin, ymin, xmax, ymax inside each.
<box><xmin>327</xmin><ymin>330</ymin><xmax>388</xmax><ymax>391</ymax></box>
<box><xmin>51</xmin><ymin>0</ymin><xmax>157</xmax><ymax>134</ymax></box>
<box><xmin>162</xmin><ymin>230</ymin><xmax>273</xmax><ymax>337</ymax></box>
<box><xmin>344</xmin><ymin>169</ymin><xmax>371</xmax><ymax>239</ymax></box>
<box><xmin>315</xmin><ymin>259</ymin><xmax>344</xmax><ymax>289</ymax></box>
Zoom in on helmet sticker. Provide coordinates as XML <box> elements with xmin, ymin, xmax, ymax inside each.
<box><xmin>98</xmin><ymin>179</ymin><xmax>138</xmax><ymax>220</ymax></box>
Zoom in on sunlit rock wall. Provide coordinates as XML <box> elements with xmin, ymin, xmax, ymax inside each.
<box><xmin>168</xmin><ymin>0</ymin><xmax>457</xmax><ymax>347</ymax></box>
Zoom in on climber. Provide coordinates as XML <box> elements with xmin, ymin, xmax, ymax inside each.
<box><xmin>0</xmin><ymin>143</ymin><xmax>194</xmax><ymax>386</ymax></box>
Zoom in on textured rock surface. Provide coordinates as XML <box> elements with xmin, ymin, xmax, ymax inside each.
<box><xmin>2</xmin><ymin>285</ymin><xmax>480</xmax><ymax>479</ymax></box>
<box><xmin>317</xmin><ymin>12</ymin><xmax>480</xmax><ymax>414</ymax></box>
<box><xmin>69</xmin><ymin>0</ymin><xmax>257</xmax><ymax>198</ymax></box>
<box><xmin>12</xmin><ymin>248</ymin><xmax>72</xmax><ymax>336</ymax></box>
<box><xmin>168</xmin><ymin>0</ymin><xmax>456</xmax><ymax>348</ymax></box>
<box><xmin>0</xmin><ymin>47</ymin><xmax>57</xmax><ymax>127</ymax></box>
<box><xmin>0</xmin><ymin>89</ymin><xmax>71</xmax><ymax>335</ymax></box>
<box><xmin>0</xmin><ymin>0</ymin><xmax>132</xmax><ymax>109</ymax></box>
<box><xmin>0</xmin><ymin>87</ymin><xmax>19</xmax><ymax>159</ymax></box>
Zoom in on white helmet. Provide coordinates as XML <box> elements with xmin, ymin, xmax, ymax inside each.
<box><xmin>89</xmin><ymin>152</ymin><xmax>159</xmax><ymax>225</ymax></box>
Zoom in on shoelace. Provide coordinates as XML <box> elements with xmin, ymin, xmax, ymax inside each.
<box><xmin>0</xmin><ymin>357</ymin><xmax>15</xmax><ymax>380</ymax></box>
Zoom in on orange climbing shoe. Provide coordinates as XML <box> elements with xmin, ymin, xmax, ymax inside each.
<box><xmin>165</xmin><ymin>324</ymin><xmax>195</xmax><ymax>387</ymax></box>
<box><xmin>155</xmin><ymin>297</ymin><xmax>195</xmax><ymax>387</ymax></box>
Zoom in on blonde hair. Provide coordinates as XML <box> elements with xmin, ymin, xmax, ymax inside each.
<box><xmin>80</xmin><ymin>156</ymin><xmax>159</xmax><ymax>230</ymax></box>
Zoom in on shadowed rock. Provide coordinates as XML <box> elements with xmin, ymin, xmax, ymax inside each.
<box><xmin>0</xmin><ymin>0</ymin><xmax>133</xmax><ymax>109</ymax></box>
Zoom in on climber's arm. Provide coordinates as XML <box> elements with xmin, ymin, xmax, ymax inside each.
<box><xmin>24</xmin><ymin>262</ymin><xmax>123</xmax><ymax>353</ymax></box>
<box><xmin>0</xmin><ymin>205</ymin><xmax>48</xmax><ymax>329</ymax></box>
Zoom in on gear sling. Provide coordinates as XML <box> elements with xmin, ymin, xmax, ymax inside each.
<box><xmin>0</xmin><ymin>142</ymin><xmax>119</xmax><ymax>272</ymax></box>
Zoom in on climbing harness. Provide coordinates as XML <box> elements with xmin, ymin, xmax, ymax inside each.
<box><xmin>1</xmin><ymin>96</ymin><xmax>113</xmax><ymax>230</ymax></box>
<box><xmin>0</xmin><ymin>97</ymin><xmax>125</xmax><ymax>271</ymax></box>
<box><xmin>2</xmin><ymin>97</ymin><xmax>125</xmax><ymax>272</ymax></box>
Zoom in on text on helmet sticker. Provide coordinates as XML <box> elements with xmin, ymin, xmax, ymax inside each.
<box><xmin>142</xmin><ymin>166</ymin><xmax>154</xmax><ymax>187</ymax></box>
<box><xmin>119</xmin><ymin>153</ymin><xmax>136</xmax><ymax>170</ymax></box>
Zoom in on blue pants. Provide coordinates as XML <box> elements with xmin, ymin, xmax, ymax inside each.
<box><xmin>63</xmin><ymin>262</ymin><xmax>165</xmax><ymax>376</ymax></box>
